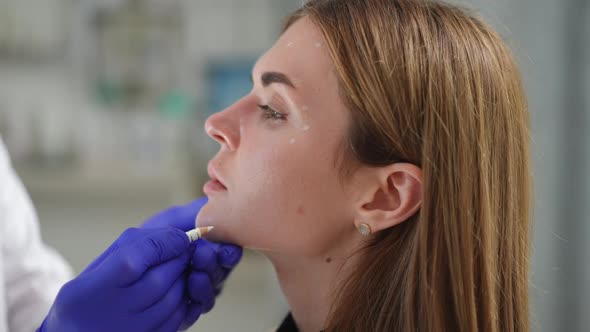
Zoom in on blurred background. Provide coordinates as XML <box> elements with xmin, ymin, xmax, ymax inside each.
<box><xmin>0</xmin><ymin>0</ymin><xmax>587</xmax><ymax>331</ymax></box>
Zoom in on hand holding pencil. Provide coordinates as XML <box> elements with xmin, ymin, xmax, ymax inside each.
<box><xmin>141</xmin><ymin>197</ymin><xmax>243</xmax><ymax>330</ymax></box>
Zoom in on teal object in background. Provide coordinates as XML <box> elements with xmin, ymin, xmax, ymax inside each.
<box><xmin>96</xmin><ymin>79</ymin><xmax>124</xmax><ymax>107</ymax></box>
<box><xmin>157</xmin><ymin>90</ymin><xmax>194</xmax><ymax>119</ymax></box>
<box><xmin>206</xmin><ymin>59</ymin><xmax>256</xmax><ymax>115</ymax></box>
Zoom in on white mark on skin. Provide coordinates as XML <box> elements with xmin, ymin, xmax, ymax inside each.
<box><xmin>289</xmin><ymin>138</ymin><xmax>296</xmax><ymax>144</ymax></box>
<box><xmin>287</xmin><ymin>41</ymin><xmax>295</xmax><ymax>48</ymax></box>
<box><xmin>315</xmin><ymin>42</ymin><xmax>322</xmax><ymax>48</ymax></box>
<box><xmin>302</xmin><ymin>125</ymin><xmax>310</xmax><ymax>132</ymax></box>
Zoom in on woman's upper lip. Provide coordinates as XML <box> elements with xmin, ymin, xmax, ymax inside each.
<box><xmin>207</xmin><ymin>163</ymin><xmax>227</xmax><ymax>189</ymax></box>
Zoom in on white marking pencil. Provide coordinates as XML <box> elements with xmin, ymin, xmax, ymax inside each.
<box><xmin>185</xmin><ymin>226</ymin><xmax>214</xmax><ymax>243</ymax></box>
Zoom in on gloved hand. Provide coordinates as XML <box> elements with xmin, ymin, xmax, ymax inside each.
<box><xmin>38</xmin><ymin>227</ymin><xmax>193</xmax><ymax>332</ymax></box>
<box><xmin>142</xmin><ymin>197</ymin><xmax>243</xmax><ymax>330</ymax></box>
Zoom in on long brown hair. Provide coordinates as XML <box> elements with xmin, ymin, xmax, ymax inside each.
<box><xmin>284</xmin><ymin>0</ymin><xmax>532</xmax><ymax>331</ymax></box>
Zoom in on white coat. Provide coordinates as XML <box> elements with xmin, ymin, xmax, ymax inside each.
<box><xmin>0</xmin><ymin>137</ymin><xmax>72</xmax><ymax>332</ymax></box>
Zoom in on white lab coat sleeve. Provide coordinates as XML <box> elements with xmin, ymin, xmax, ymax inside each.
<box><xmin>0</xmin><ymin>138</ymin><xmax>73</xmax><ymax>332</ymax></box>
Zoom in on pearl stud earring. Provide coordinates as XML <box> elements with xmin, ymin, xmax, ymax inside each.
<box><xmin>357</xmin><ymin>223</ymin><xmax>371</xmax><ymax>236</ymax></box>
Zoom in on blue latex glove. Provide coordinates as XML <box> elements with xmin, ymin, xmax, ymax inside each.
<box><xmin>142</xmin><ymin>197</ymin><xmax>243</xmax><ymax>330</ymax></box>
<box><xmin>38</xmin><ymin>227</ymin><xmax>193</xmax><ymax>332</ymax></box>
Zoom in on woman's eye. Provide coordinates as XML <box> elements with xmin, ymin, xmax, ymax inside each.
<box><xmin>258</xmin><ymin>105</ymin><xmax>287</xmax><ymax>121</ymax></box>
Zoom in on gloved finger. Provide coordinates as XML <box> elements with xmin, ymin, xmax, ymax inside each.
<box><xmin>80</xmin><ymin>227</ymin><xmax>144</xmax><ymax>276</ymax></box>
<box><xmin>142</xmin><ymin>197</ymin><xmax>209</xmax><ymax>231</ymax></box>
<box><xmin>218</xmin><ymin>244</ymin><xmax>243</xmax><ymax>269</ymax></box>
<box><xmin>151</xmin><ymin>298</ymin><xmax>188</xmax><ymax>332</ymax></box>
<box><xmin>191</xmin><ymin>240</ymin><xmax>225</xmax><ymax>284</ymax></box>
<box><xmin>102</xmin><ymin>227</ymin><xmax>190</xmax><ymax>286</ymax></box>
<box><xmin>79</xmin><ymin>241</ymin><xmax>117</xmax><ymax>276</ymax></box>
<box><xmin>179</xmin><ymin>303</ymin><xmax>202</xmax><ymax>331</ymax></box>
<box><xmin>127</xmin><ymin>250</ymin><xmax>191</xmax><ymax>311</ymax></box>
<box><xmin>187</xmin><ymin>272</ymin><xmax>215</xmax><ymax>313</ymax></box>
<box><xmin>138</xmin><ymin>275</ymin><xmax>186</xmax><ymax>331</ymax></box>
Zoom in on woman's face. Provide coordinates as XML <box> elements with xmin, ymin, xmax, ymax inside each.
<box><xmin>197</xmin><ymin>17</ymin><xmax>358</xmax><ymax>257</ymax></box>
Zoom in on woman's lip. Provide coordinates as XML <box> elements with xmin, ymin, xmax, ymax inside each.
<box><xmin>207</xmin><ymin>163</ymin><xmax>227</xmax><ymax>190</ymax></box>
<box><xmin>204</xmin><ymin>179</ymin><xmax>227</xmax><ymax>194</ymax></box>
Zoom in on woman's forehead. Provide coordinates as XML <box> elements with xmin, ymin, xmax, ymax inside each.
<box><xmin>253</xmin><ymin>17</ymin><xmax>334</xmax><ymax>90</ymax></box>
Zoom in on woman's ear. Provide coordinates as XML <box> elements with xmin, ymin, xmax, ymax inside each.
<box><xmin>353</xmin><ymin>163</ymin><xmax>422</xmax><ymax>234</ymax></box>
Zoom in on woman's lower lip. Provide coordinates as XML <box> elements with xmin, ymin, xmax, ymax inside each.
<box><xmin>204</xmin><ymin>179</ymin><xmax>227</xmax><ymax>194</ymax></box>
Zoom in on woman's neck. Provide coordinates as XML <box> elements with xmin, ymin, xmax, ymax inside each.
<box><xmin>265</xmin><ymin>240</ymin><xmax>363</xmax><ymax>332</ymax></box>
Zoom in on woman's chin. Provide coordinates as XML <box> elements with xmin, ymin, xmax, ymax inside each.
<box><xmin>196</xmin><ymin>211</ymin><xmax>242</xmax><ymax>245</ymax></box>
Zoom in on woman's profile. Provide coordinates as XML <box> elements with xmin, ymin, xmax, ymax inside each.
<box><xmin>197</xmin><ymin>0</ymin><xmax>532</xmax><ymax>331</ymax></box>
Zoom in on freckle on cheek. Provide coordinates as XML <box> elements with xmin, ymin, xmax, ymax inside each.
<box><xmin>325</xmin><ymin>257</ymin><xmax>332</xmax><ymax>263</ymax></box>
<box><xmin>296</xmin><ymin>205</ymin><xmax>305</xmax><ymax>215</ymax></box>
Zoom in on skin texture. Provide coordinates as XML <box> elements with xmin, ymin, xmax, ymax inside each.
<box><xmin>197</xmin><ymin>17</ymin><xmax>423</xmax><ymax>332</ymax></box>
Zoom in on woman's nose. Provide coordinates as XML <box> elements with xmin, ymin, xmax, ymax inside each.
<box><xmin>205</xmin><ymin>108</ymin><xmax>240</xmax><ymax>151</ymax></box>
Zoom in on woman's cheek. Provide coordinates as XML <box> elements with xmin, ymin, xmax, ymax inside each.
<box><xmin>240</xmin><ymin>146</ymin><xmax>303</xmax><ymax>214</ymax></box>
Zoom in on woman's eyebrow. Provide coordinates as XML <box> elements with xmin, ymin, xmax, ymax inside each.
<box><xmin>251</xmin><ymin>71</ymin><xmax>297</xmax><ymax>89</ymax></box>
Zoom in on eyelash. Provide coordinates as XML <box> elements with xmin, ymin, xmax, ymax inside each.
<box><xmin>258</xmin><ymin>104</ymin><xmax>287</xmax><ymax>121</ymax></box>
